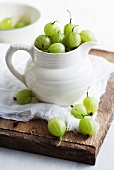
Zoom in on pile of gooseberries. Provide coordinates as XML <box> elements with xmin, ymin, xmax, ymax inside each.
<box><xmin>47</xmin><ymin>87</ymin><xmax>98</xmax><ymax>146</ymax></box>
<box><xmin>71</xmin><ymin>87</ymin><xmax>98</xmax><ymax>136</ymax></box>
<box><xmin>0</xmin><ymin>17</ymin><xmax>29</xmax><ymax>30</ymax></box>
<box><xmin>34</xmin><ymin>10</ymin><xmax>96</xmax><ymax>53</ymax></box>
<box><xmin>14</xmin><ymin>86</ymin><xmax>98</xmax><ymax>146</ymax></box>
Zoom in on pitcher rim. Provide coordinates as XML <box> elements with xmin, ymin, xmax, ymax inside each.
<box><xmin>34</xmin><ymin>41</ymin><xmax>97</xmax><ymax>56</ymax></box>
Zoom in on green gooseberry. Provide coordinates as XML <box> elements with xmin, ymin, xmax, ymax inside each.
<box><xmin>34</xmin><ymin>34</ymin><xmax>51</xmax><ymax>51</ymax></box>
<box><xmin>83</xmin><ymin>87</ymin><xmax>99</xmax><ymax>115</ymax></box>
<box><xmin>71</xmin><ymin>104</ymin><xmax>88</xmax><ymax>119</ymax></box>
<box><xmin>64</xmin><ymin>10</ymin><xmax>78</xmax><ymax>37</ymax></box>
<box><xmin>16</xmin><ymin>89</ymin><xmax>33</xmax><ymax>105</ymax></box>
<box><xmin>80</xmin><ymin>30</ymin><xmax>96</xmax><ymax>43</ymax></box>
<box><xmin>0</xmin><ymin>18</ymin><xmax>13</xmax><ymax>30</ymax></box>
<box><xmin>48</xmin><ymin>43</ymin><xmax>65</xmax><ymax>53</ymax></box>
<box><xmin>66</xmin><ymin>26</ymin><xmax>81</xmax><ymax>49</ymax></box>
<box><xmin>15</xmin><ymin>20</ymin><xmax>28</xmax><ymax>28</ymax></box>
<box><xmin>79</xmin><ymin>117</ymin><xmax>97</xmax><ymax>135</ymax></box>
<box><xmin>48</xmin><ymin>117</ymin><xmax>66</xmax><ymax>146</ymax></box>
<box><xmin>44</xmin><ymin>21</ymin><xmax>60</xmax><ymax>36</ymax></box>
<box><xmin>51</xmin><ymin>31</ymin><xmax>64</xmax><ymax>44</ymax></box>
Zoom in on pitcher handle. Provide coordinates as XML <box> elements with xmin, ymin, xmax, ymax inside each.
<box><xmin>5</xmin><ymin>44</ymin><xmax>33</xmax><ymax>85</ymax></box>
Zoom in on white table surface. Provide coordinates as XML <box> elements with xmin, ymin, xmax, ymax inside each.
<box><xmin>0</xmin><ymin>0</ymin><xmax>114</xmax><ymax>169</ymax></box>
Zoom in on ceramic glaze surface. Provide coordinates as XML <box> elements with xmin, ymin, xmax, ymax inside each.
<box><xmin>5</xmin><ymin>42</ymin><xmax>97</xmax><ymax>106</ymax></box>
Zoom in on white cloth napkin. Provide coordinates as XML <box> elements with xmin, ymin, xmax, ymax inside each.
<box><xmin>0</xmin><ymin>43</ymin><xmax>114</xmax><ymax>132</ymax></box>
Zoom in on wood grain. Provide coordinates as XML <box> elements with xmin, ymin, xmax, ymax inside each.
<box><xmin>0</xmin><ymin>49</ymin><xmax>113</xmax><ymax>165</ymax></box>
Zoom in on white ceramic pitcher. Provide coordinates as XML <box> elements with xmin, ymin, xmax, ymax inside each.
<box><xmin>5</xmin><ymin>42</ymin><xmax>97</xmax><ymax>106</ymax></box>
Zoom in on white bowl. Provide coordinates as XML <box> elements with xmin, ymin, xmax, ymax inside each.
<box><xmin>0</xmin><ymin>3</ymin><xmax>41</xmax><ymax>45</ymax></box>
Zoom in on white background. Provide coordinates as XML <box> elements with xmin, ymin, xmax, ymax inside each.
<box><xmin>0</xmin><ymin>0</ymin><xmax>114</xmax><ymax>169</ymax></box>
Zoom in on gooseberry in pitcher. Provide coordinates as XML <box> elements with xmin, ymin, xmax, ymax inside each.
<box><xmin>48</xmin><ymin>43</ymin><xmax>65</xmax><ymax>53</ymax></box>
<box><xmin>51</xmin><ymin>31</ymin><xmax>65</xmax><ymax>44</ymax></box>
<box><xmin>34</xmin><ymin>35</ymin><xmax>51</xmax><ymax>51</ymax></box>
<box><xmin>44</xmin><ymin>21</ymin><xmax>60</xmax><ymax>36</ymax></box>
<box><xmin>64</xmin><ymin>10</ymin><xmax>78</xmax><ymax>37</ymax></box>
<box><xmin>80</xmin><ymin>30</ymin><xmax>96</xmax><ymax>43</ymax></box>
<box><xmin>66</xmin><ymin>26</ymin><xmax>81</xmax><ymax>49</ymax></box>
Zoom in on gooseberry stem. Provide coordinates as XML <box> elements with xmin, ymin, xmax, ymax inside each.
<box><xmin>67</xmin><ymin>10</ymin><xmax>72</xmax><ymax>23</ymax></box>
<box><xmin>81</xmin><ymin>114</ymin><xmax>85</xmax><ymax>118</ymax></box>
<box><xmin>52</xmin><ymin>20</ymin><xmax>58</xmax><ymax>24</ymax></box>
<box><xmin>86</xmin><ymin>86</ymin><xmax>91</xmax><ymax>97</ymax></box>
<box><xmin>57</xmin><ymin>136</ymin><xmax>62</xmax><ymax>147</ymax></box>
<box><xmin>72</xmin><ymin>25</ymin><xmax>79</xmax><ymax>32</ymax></box>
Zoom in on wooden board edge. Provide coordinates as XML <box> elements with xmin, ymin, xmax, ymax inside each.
<box><xmin>0</xmin><ymin>128</ymin><xmax>96</xmax><ymax>165</ymax></box>
<box><xmin>96</xmin><ymin>111</ymin><xmax>114</xmax><ymax>156</ymax></box>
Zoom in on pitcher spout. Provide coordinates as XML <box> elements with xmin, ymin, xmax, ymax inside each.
<box><xmin>78</xmin><ymin>41</ymin><xmax>98</xmax><ymax>56</ymax></box>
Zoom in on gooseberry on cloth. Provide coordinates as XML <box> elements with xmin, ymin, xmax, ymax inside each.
<box><xmin>15</xmin><ymin>89</ymin><xmax>33</xmax><ymax>105</ymax></box>
<box><xmin>71</xmin><ymin>104</ymin><xmax>88</xmax><ymax>119</ymax></box>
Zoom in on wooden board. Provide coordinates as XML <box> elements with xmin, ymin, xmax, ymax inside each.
<box><xmin>0</xmin><ymin>49</ymin><xmax>113</xmax><ymax>165</ymax></box>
